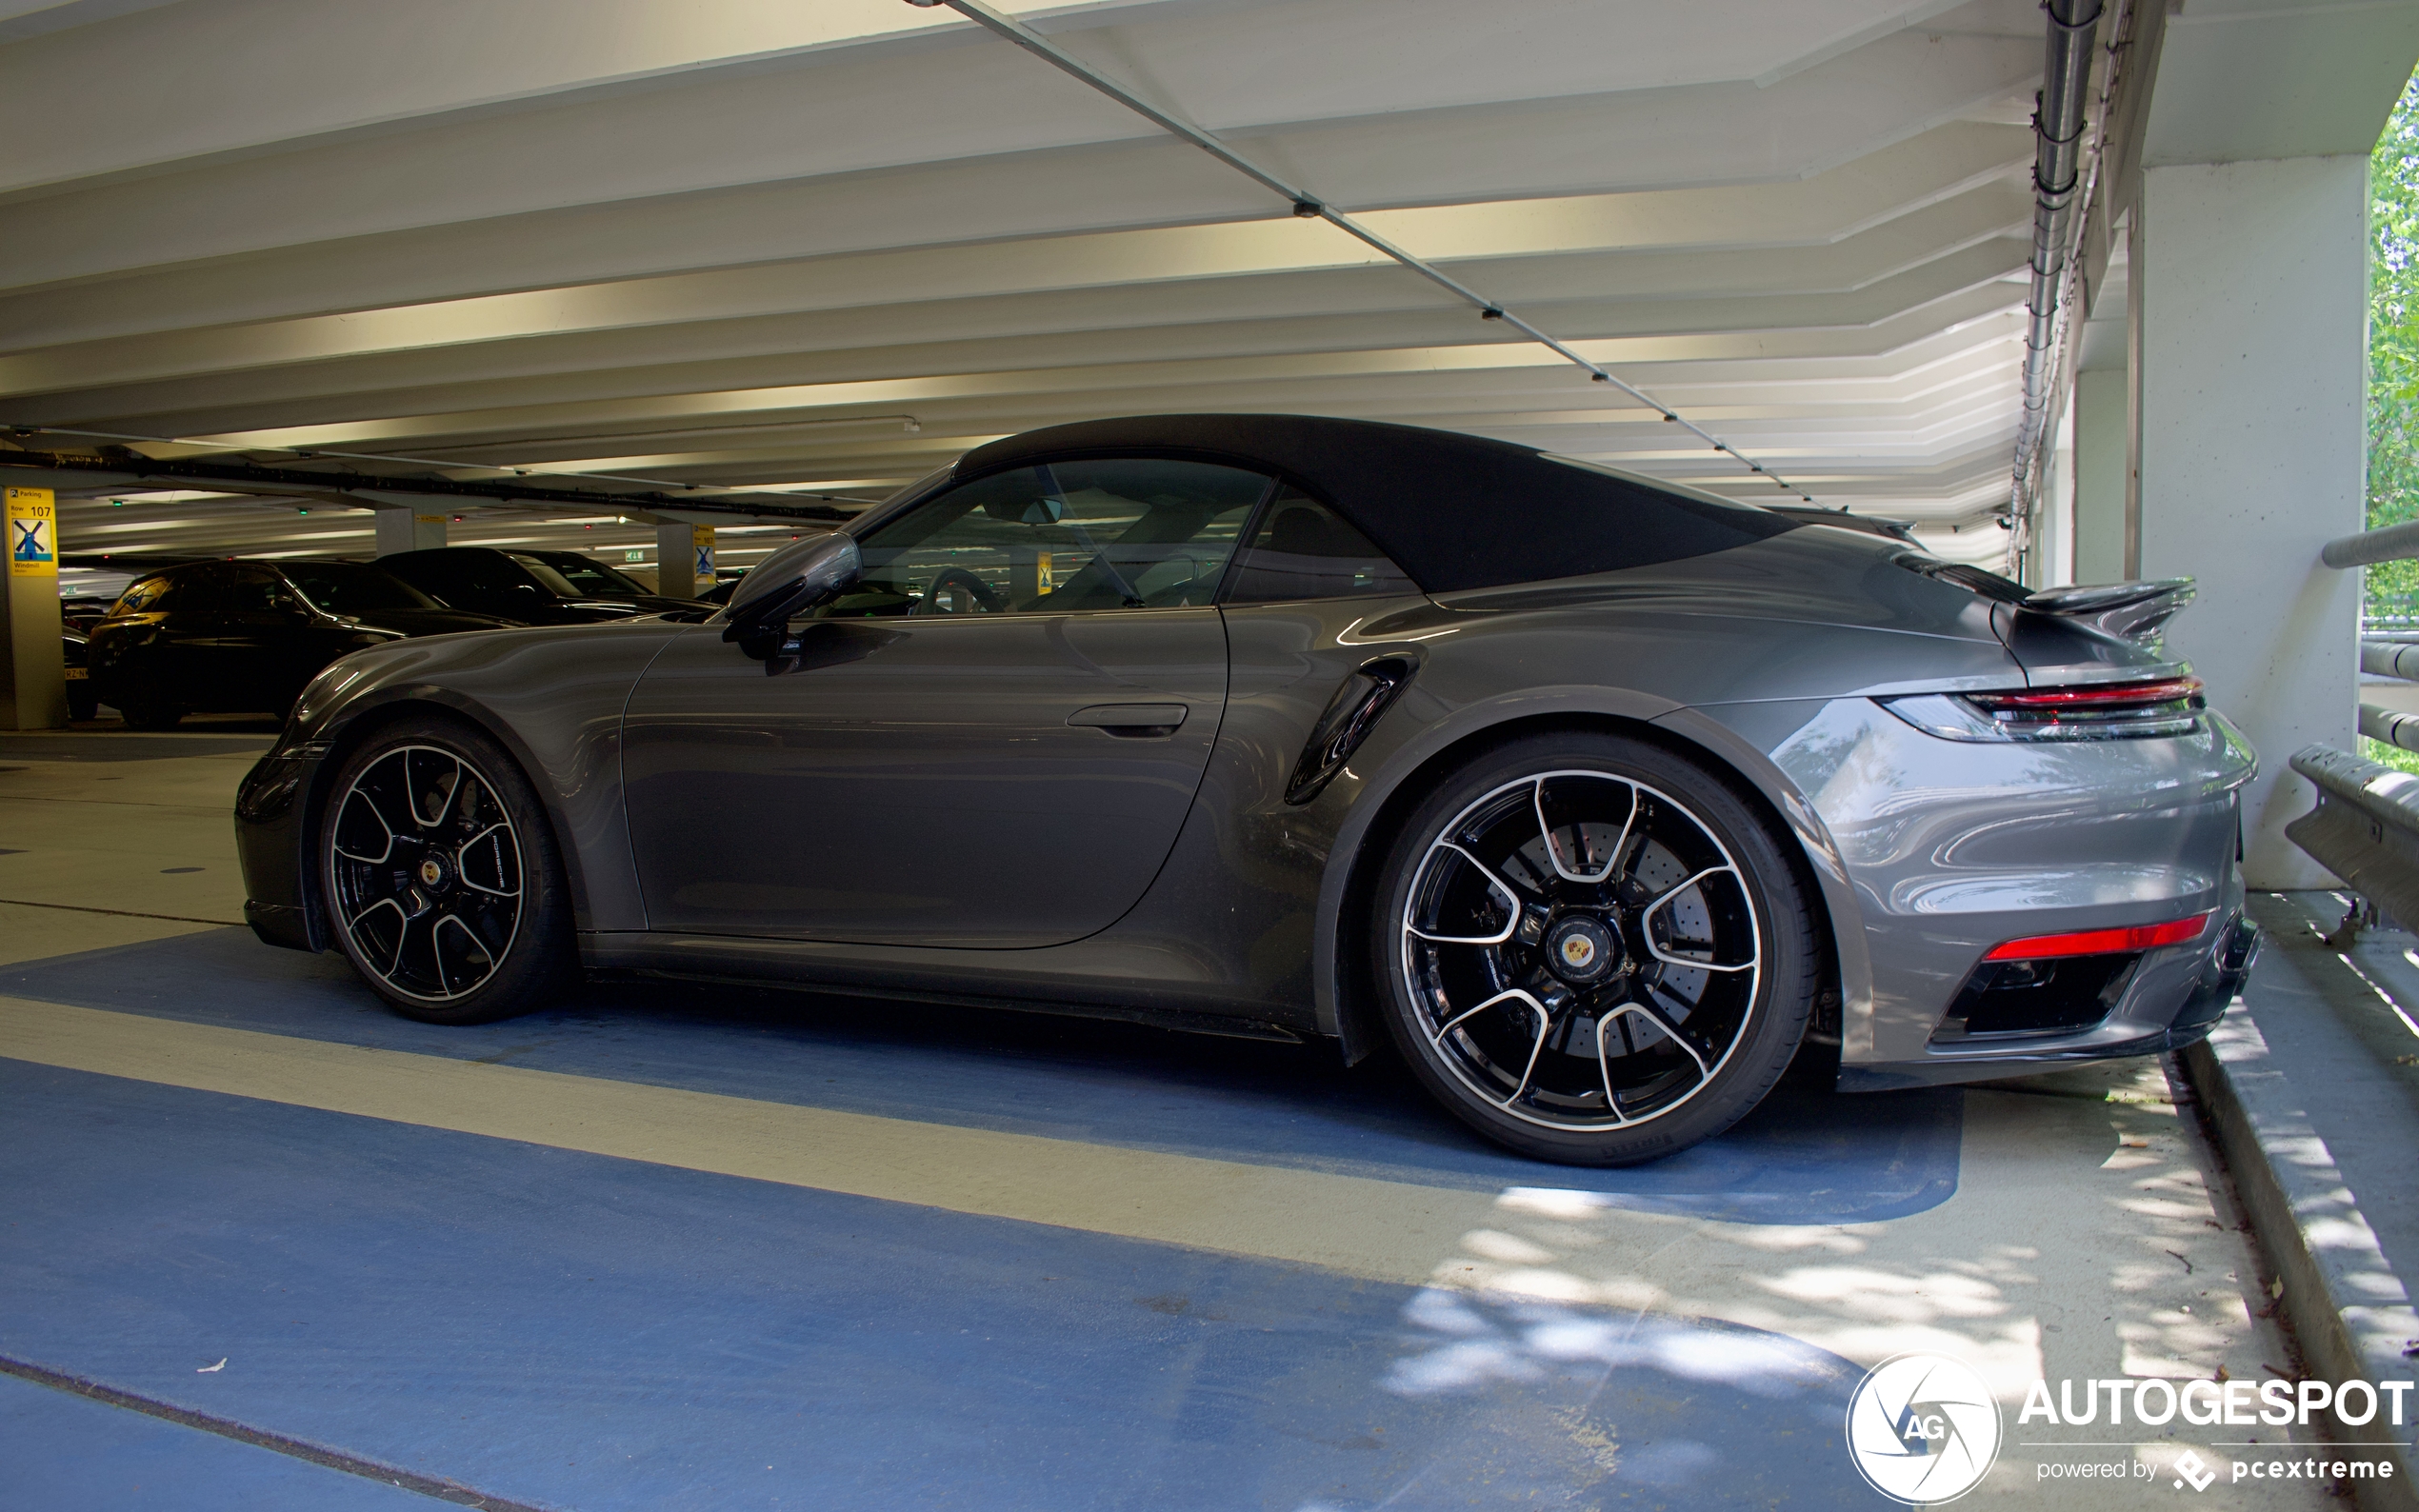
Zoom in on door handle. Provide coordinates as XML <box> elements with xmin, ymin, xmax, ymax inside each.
<box><xmin>1068</xmin><ymin>703</ymin><xmax>1188</xmax><ymax>737</ymax></box>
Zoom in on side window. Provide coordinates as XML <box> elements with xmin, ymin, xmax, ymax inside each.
<box><xmin>401</xmin><ymin>556</ymin><xmax>471</xmax><ymax>602</ymax></box>
<box><xmin>170</xmin><ymin>565</ymin><xmax>232</xmax><ymax>613</ymax></box>
<box><xmin>1223</xmin><ymin>487</ymin><xmax>1418</xmax><ymax>603</ymax></box>
<box><xmin>112</xmin><ymin>575</ymin><xmax>175</xmax><ymax>615</ymax></box>
<box><xmin>456</xmin><ymin>554</ymin><xmax>529</xmax><ymax>595</ymax></box>
<box><xmin>828</xmin><ymin>457</ymin><xmax>1269</xmax><ymax>618</ymax></box>
<box><xmin>222</xmin><ymin>567</ymin><xmax>287</xmax><ymax>611</ymax></box>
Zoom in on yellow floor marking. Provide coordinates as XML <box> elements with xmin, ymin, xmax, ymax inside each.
<box><xmin>0</xmin><ymin>903</ymin><xmax>226</xmax><ymax>966</ymax></box>
<box><xmin>0</xmin><ymin>994</ymin><xmax>1492</xmax><ymax>1284</ymax></box>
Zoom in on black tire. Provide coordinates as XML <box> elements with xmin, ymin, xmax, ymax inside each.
<box><xmin>119</xmin><ymin>702</ymin><xmax>183</xmax><ymax>729</ymax></box>
<box><xmin>319</xmin><ymin>715</ymin><xmax>572</xmax><ymax>1025</ymax></box>
<box><xmin>1370</xmin><ymin>731</ymin><xmax>1818</xmax><ymax>1165</ymax></box>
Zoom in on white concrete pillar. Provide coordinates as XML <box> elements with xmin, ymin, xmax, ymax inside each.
<box><xmin>2070</xmin><ymin>366</ymin><xmax>2129</xmax><ymax>585</ymax></box>
<box><xmin>374</xmin><ymin>509</ymin><xmax>446</xmax><ymax>556</ymax></box>
<box><xmin>2134</xmin><ymin>156</ymin><xmax>2367</xmax><ymax>888</ymax></box>
<box><xmin>2034</xmin><ymin>399</ymin><xmax>2076</xmax><ymax>588</ymax></box>
<box><xmin>654</xmin><ymin>521</ymin><xmax>713</xmax><ymax>600</ymax></box>
<box><xmin>1</xmin><ymin>486</ymin><xmax>66</xmax><ymax>730</ymax></box>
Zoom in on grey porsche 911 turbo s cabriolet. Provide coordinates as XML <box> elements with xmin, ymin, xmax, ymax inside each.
<box><xmin>234</xmin><ymin>414</ymin><xmax>2260</xmax><ymax>1164</ymax></box>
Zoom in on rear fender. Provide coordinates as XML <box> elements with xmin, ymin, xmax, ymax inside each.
<box><xmin>1308</xmin><ymin>684</ymin><xmax>1868</xmax><ymax>1056</ymax></box>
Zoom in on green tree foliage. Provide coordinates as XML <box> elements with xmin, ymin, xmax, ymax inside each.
<box><xmin>2369</xmin><ymin>70</ymin><xmax>2419</xmax><ymax>621</ymax></box>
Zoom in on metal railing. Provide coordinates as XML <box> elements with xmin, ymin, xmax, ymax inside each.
<box><xmin>2293</xmin><ymin>521</ymin><xmax>2419</xmax><ymax>939</ymax></box>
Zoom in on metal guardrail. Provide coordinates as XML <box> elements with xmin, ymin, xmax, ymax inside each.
<box><xmin>2305</xmin><ymin>519</ymin><xmax>2419</xmax><ymax>937</ymax></box>
<box><xmin>2362</xmin><ymin>640</ymin><xmax>2419</xmax><ymax>754</ymax></box>
<box><xmin>2326</xmin><ymin>519</ymin><xmax>2419</xmax><ymax>569</ymax></box>
<box><xmin>2328</xmin><ymin>520</ymin><xmax>2419</xmax><ymax>755</ymax></box>
<box><xmin>2287</xmin><ymin>746</ymin><xmax>2419</xmax><ymax>937</ymax></box>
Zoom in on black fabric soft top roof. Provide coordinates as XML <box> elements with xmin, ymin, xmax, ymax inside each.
<box><xmin>954</xmin><ymin>413</ymin><xmax>1798</xmax><ymax>594</ymax></box>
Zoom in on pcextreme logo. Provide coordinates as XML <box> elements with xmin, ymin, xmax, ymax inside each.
<box><xmin>1845</xmin><ymin>1352</ymin><xmax>2004</xmax><ymax>1505</ymax></box>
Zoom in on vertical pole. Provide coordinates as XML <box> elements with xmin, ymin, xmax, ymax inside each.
<box><xmin>653</xmin><ymin>523</ymin><xmax>713</xmax><ymax>601</ymax></box>
<box><xmin>2124</xmin><ymin>210</ymin><xmax>2145</xmax><ymax>581</ymax></box>
<box><xmin>2071</xmin><ymin>368</ymin><xmax>2129</xmax><ymax>583</ymax></box>
<box><xmin>2</xmin><ymin>486</ymin><xmax>66</xmax><ymax>730</ymax></box>
<box><xmin>656</xmin><ymin>521</ymin><xmax>694</xmax><ymax>600</ymax></box>
<box><xmin>374</xmin><ymin>510</ymin><xmax>446</xmax><ymax>556</ymax></box>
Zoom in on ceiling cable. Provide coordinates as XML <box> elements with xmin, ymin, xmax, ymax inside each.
<box><xmin>906</xmin><ymin>0</ymin><xmax>1818</xmax><ymax>505</ymax></box>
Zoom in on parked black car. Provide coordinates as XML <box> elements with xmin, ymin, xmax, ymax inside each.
<box><xmin>378</xmin><ymin>547</ymin><xmax>709</xmax><ymax>624</ymax></box>
<box><xmin>88</xmin><ymin>560</ymin><xmax>514</xmax><ymax>727</ymax></box>
<box><xmin>62</xmin><ymin>628</ymin><xmax>96</xmax><ymax>721</ymax></box>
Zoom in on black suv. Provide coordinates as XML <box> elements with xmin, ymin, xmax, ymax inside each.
<box><xmin>377</xmin><ymin>547</ymin><xmax>708</xmax><ymax>624</ymax></box>
<box><xmin>87</xmin><ymin>559</ymin><xmax>514</xmax><ymax>727</ymax></box>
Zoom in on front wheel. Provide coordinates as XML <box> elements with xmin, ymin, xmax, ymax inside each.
<box><xmin>1371</xmin><ymin>732</ymin><xmax>1818</xmax><ymax>1165</ymax></box>
<box><xmin>319</xmin><ymin>718</ymin><xmax>571</xmax><ymax>1025</ymax></box>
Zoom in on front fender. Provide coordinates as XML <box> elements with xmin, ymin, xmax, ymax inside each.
<box><xmin>277</xmin><ymin>624</ymin><xmax>683</xmax><ymax>939</ymax></box>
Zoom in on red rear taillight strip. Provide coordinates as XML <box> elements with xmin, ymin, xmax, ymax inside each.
<box><xmin>1983</xmin><ymin>911</ymin><xmax>2213</xmax><ymax>962</ymax></box>
<box><xmin>1971</xmin><ymin>677</ymin><xmax>2202</xmax><ymax>711</ymax></box>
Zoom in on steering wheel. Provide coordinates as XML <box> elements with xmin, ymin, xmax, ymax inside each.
<box><xmin>915</xmin><ymin>567</ymin><xmax>1006</xmax><ymax>615</ymax></box>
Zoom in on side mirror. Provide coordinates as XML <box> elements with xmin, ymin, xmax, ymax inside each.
<box><xmin>720</xmin><ymin>531</ymin><xmax>862</xmax><ymax>659</ymax></box>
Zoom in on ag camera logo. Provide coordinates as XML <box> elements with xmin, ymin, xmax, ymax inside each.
<box><xmin>1845</xmin><ymin>1352</ymin><xmax>2004</xmax><ymax>1504</ymax></box>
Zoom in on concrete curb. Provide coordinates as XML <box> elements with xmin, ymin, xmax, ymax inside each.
<box><xmin>2179</xmin><ymin>1002</ymin><xmax>2419</xmax><ymax>1509</ymax></box>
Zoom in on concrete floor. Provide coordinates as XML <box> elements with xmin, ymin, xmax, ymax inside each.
<box><xmin>0</xmin><ymin>723</ymin><xmax>2333</xmax><ymax>1510</ymax></box>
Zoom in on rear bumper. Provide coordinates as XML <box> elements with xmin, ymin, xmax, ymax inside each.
<box><xmin>1744</xmin><ymin>695</ymin><xmax>2258</xmax><ymax>1087</ymax></box>
<box><xmin>1837</xmin><ymin>909</ymin><xmax>2262</xmax><ymax>1091</ymax></box>
<box><xmin>233</xmin><ymin>743</ymin><xmax>329</xmax><ymax>952</ymax></box>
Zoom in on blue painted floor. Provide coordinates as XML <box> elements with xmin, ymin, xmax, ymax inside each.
<box><xmin>0</xmin><ymin>1372</ymin><xmax>430</xmax><ymax>1512</ymax></box>
<box><xmin>1</xmin><ymin>927</ymin><xmax>1960</xmax><ymax>1222</ymax></box>
<box><xmin>2</xmin><ymin>929</ymin><xmax>1961</xmax><ymax>1509</ymax></box>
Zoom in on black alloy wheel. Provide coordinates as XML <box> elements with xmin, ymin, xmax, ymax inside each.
<box><xmin>321</xmin><ymin>717</ymin><xmax>571</xmax><ymax>1025</ymax></box>
<box><xmin>1372</xmin><ymin>732</ymin><xmax>1818</xmax><ymax>1164</ymax></box>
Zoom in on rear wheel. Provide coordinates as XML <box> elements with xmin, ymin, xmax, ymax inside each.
<box><xmin>320</xmin><ymin>717</ymin><xmax>571</xmax><ymax>1025</ymax></box>
<box><xmin>1371</xmin><ymin>732</ymin><xmax>1817</xmax><ymax>1164</ymax></box>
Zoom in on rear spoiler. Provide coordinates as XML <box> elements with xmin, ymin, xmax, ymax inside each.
<box><xmin>2019</xmin><ymin>579</ymin><xmax>2195</xmax><ymax>645</ymax></box>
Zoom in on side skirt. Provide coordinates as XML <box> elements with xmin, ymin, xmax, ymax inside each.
<box><xmin>582</xmin><ymin>931</ymin><xmax>1311</xmax><ymax>1045</ymax></box>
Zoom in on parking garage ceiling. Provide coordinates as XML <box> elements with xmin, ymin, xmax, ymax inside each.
<box><xmin>1</xmin><ymin>0</ymin><xmax>2051</xmax><ymax>575</ymax></box>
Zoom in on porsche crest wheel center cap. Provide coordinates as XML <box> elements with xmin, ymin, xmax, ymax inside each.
<box><xmin>1545</xmin><ymin>914</ymin><xmax>1620</xmax><ymax>985</ymax></box>
<box><xmin>417</xmin><ymin>855</ymin><xmax>449</xmax><ymax>889</ymax></box>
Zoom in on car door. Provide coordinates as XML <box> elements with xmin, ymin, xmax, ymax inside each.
<box><xmin>210</xmin><ymin>565</ymin><xmax>319</xmax><ymax>710</ymax></box>
<box><xmin>156</xmin><ymin>563</ymin><xmax>238</xmax><ymax>705</ymax></box>
<box><xmin>620</xmin><ymin>456</ymin><xmax>1267</xmax><ymax>947</ymax></box>
<box><xmin>90</xmin><ymin>568</ymin><xmax>191</xmax><ymax>707</ymax></box>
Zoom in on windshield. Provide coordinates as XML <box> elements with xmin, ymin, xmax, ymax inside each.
<box><xmin>510</xmin><ymin>552</ymin><xmax>648</xmax><ymax>599</ymax></box>
<box><xmin>285</xmin><ymin>561</ymin><xmax>440</xmax><ymax>614</ymax></box>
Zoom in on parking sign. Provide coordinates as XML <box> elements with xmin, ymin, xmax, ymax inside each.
<box><xmin>7</xmin><ymin>487</ymin><xmax>55</xmax><ymax>578</ymax></box>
